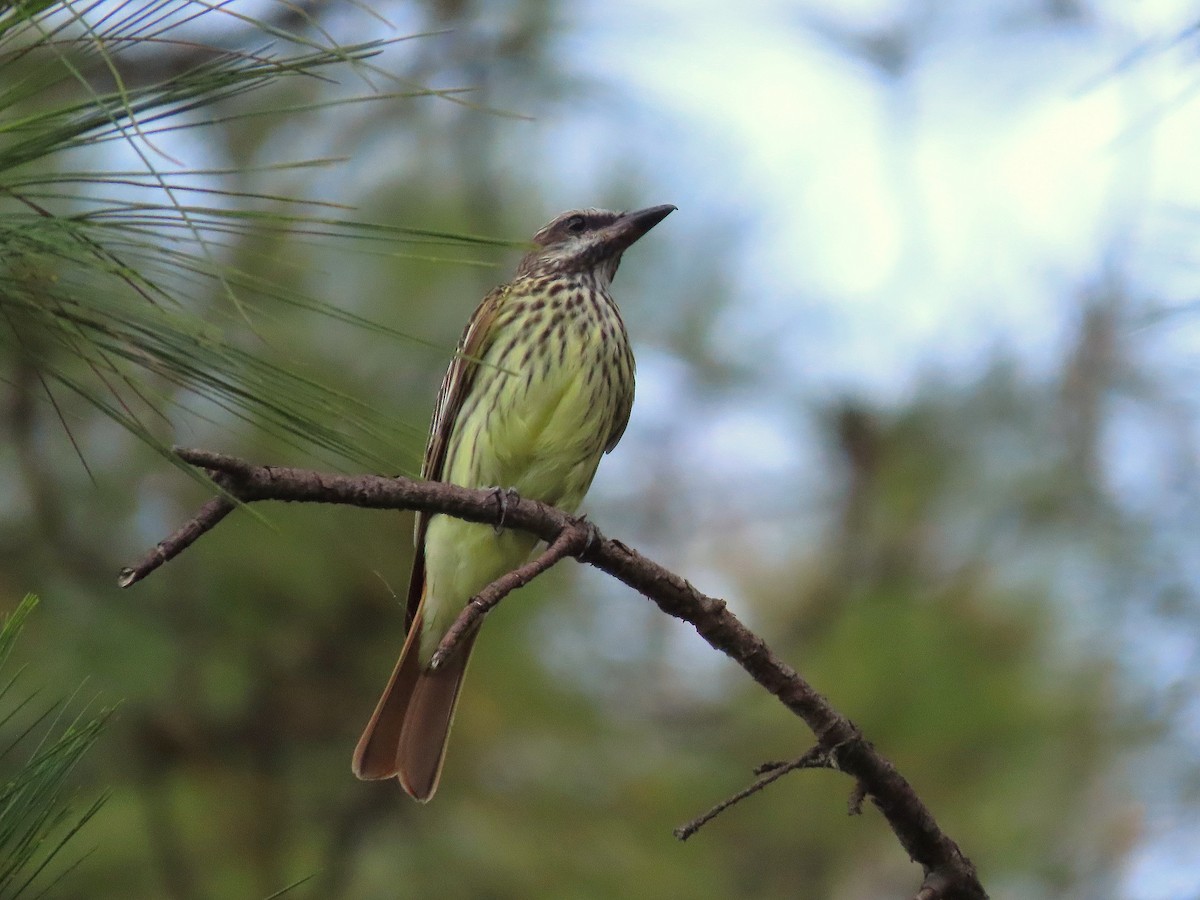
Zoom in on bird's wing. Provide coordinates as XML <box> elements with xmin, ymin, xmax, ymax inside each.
<box><xmin>603</xmin><ymin>345</ymin><xmax>636</xmax><ymax>453</ymax></box>
<box><xmin>604</xmin><ymin>385</ymin><xmax>634</xmax><ymax>453</ymax></box>
<box><xmin>404</xmin><ymin>284</ymin><xmax>508</xmax><ymax>631</ymax></box>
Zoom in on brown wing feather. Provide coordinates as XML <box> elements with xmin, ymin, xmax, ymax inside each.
<box><xmin>604</xmin><ymin>372</ymin><xmax>635</xmax><ymax>454</ymax></box>
<box><xmin>404</xmin><ymin>284</ymin><xmax>509</xmax><ymax>631</ymax></box>
<box><xmin>603</xmin><ymin>339</ymin><xmax>636</xmax><ymax>454</ymax></box>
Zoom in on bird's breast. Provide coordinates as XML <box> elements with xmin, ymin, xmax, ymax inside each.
<box><xmin>442</xmin><ymin>278</ymin><xmax>634</xmax><ymax>511</ymax></box>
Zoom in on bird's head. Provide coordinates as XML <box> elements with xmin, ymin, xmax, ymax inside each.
<box><xmin>515</xmin><ymin>204</ymin><xmax>676</xmax><ymax>283</ymax></box>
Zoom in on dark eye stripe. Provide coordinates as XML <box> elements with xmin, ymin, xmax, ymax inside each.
<box><xmin>535</xmin><ymin>210</ymin><xmax>622</xmax><ymax>246</ymax></box>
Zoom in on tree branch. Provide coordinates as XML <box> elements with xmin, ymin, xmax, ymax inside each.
<box><xmin>674</xmin><ymin>745</ymin><xmax>836</xmax><ymax>841</ymax></box>
<box><xmin>122</xmin><ymin>446</ymin><xmax>986</xmax><ymax>899</ymax></box>
<box><xmin>119</xmin><ymin>494</ymin><xmax>235</xmax><ymax>588</ymax></box>
<box><xmin>429</xmin><ymin>520</ymin><xmax>593</xmax><ymax>670</ymax></box>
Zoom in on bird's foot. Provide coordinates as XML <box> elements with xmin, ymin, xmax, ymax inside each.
<box><xmin>574</xmin><ymin>515</ymin><xmax>601</xmax><ymax>557</ymax></box>
<box><xmin>490</xmin><ymin>486</ymin><xmax>521</xmax><ymax>534</ymax></box>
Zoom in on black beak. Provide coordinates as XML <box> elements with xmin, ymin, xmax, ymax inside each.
<box><xmin>605</xmin><ymin>204</ymin><xmax>677</xmax><ymax>253</ymax></box>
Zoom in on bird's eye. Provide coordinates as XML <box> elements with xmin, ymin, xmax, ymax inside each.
<box><xmin>565</xmin><ymin>215</ymin><xmax>586</xmax><ymax>234</ymax></box>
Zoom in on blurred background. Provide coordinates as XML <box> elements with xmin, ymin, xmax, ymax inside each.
<box><xmin>1</xmin><ymin>0</ymin><xmax>1198</xmax><ymax>897</ymax></box>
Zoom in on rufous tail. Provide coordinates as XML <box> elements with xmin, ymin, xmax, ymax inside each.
<box><xmin>352</xmin><ymin>594</ymin><xmax>477</xmax><ymax>802</ymax></box>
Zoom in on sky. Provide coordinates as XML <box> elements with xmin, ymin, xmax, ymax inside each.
<box><xmin>566</xmin><ymin>0</ymin><xmax>1200</xmax><ymax>398</ymax></box>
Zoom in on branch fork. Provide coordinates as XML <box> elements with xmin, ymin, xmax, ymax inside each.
<box><xmin>429</xmin><ymin>519</ymin><xmax>596</xmax><ymax>670</ymax></box>
<box><xmin>674</xmin><ymin>743</ymin><xmax>839</xmax><ymax>841</ymax></box>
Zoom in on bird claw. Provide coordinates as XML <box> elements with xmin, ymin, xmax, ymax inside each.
<box><xmin>574</xmin><ymin>515</ymin><xmax>601</xmax><ymax>556</ymax></box>
<box><xmin>491</xmin><ymin>486</ymin><xmax>520</xmax><ymax>534</ymax></box>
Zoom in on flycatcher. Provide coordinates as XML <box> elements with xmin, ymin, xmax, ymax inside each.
<box><xmin>353</xmin><ymin>204</ymin><xmax>676</xmax><ymax>800</ymax></box>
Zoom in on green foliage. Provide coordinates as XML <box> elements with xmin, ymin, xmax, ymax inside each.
<box><xmin>0</xmin><ymin>0</ymin><xmax>510</xmax><ymax>473</ymax></box>
<box><xmin>0</xmin><ymin>595</ymin><xmax>108</xmax><ymax>899</ymax></box>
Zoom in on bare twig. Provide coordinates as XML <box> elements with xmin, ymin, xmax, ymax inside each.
<box><xmin>914</xmin><ymin>870</ymin><xmax>958</xmax><ymax>900</ymax></box>
<box><xmin>118</xmin><ymin>494</ymin><xmax>235</xmax><ymax>588</ymax></box>
<box><xmin>674</xmin><ymin>745</ymin><xmax>835</xmax><ymax>841</ymax></box>
<box><xmin>429</xmin><ymin>522</ymin><xmax>592</xmax><ymax>670</ymax></box>
<box><xmin>849</xmin><ymin>779</ymin><xmax>868</xmax><ymax>816</ymax></box>
<box><xmin>175</xmin><ymin>447</ymin><xmax>257</xmax><ymax>477</ymax></box>
<box><xmin>122</xmin><ymin>447</ymin><xmax>987</xmax><ymax>900</ymax></box>
<box><xmin>117</xmin><ymin>449</ymin><xmax>267</xmax><ymax>588</ymax></box>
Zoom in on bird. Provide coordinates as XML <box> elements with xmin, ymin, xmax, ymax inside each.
<box><xmin>352</xmin><ymin>204</ymin><xmax>676</xmax><ymax>801</ymax></box>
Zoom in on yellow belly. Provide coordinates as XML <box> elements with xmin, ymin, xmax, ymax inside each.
<box><xmin>419</xmin><ymin>294</ymin><xmax>633</xmax><ymax>660</ymax></box>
